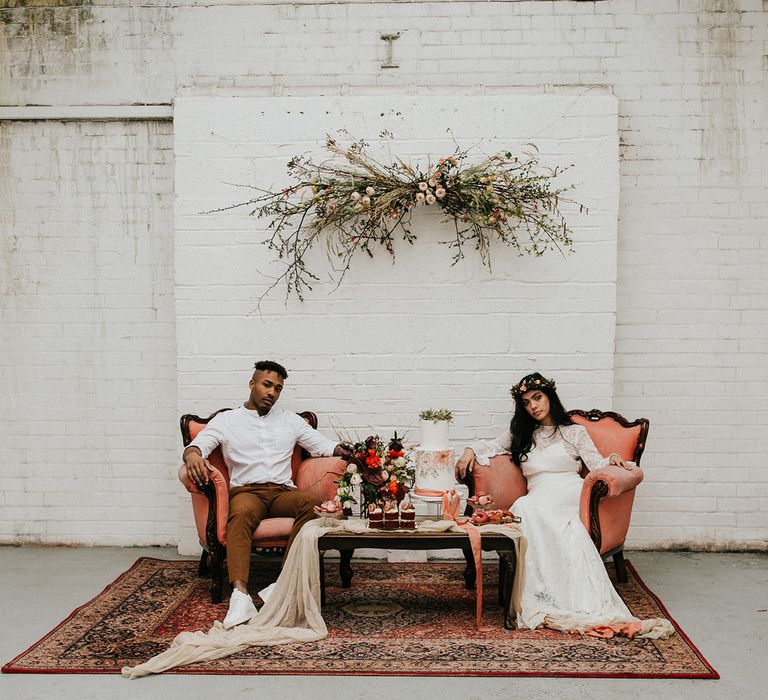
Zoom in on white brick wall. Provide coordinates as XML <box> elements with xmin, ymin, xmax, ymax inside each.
<box><xmin>0</xmin><ymin>121</ymin><xmax>178</xmax><ymax>545</ymax></box>
<box><xmin>1</xmin><ymin>0</ymin><xmax>766</xmax><ymax>549</ymax></box>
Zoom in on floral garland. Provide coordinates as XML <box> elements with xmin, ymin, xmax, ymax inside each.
<box><xmin>336</xmin><ymin>433</ymin><xmax>415</xmax><ymax>514</ymax></box>
<box><xmin>218</xmin><ymin>133</ymin><xmax>583</xmax><ymax>301</ymax></box>
<box><xmin>510</xmin><ymin>374</ymin><xmax>557</xmax><ymax>399</ymax></box>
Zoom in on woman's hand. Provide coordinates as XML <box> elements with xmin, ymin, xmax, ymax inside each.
<box><xmin>455</xmin><ymin>448</ymin><xmax>477</xmax><ymax>480</ymax></box>
<box><xmin>608</xmin><ymin>454</ymin><xmax>633</xmax><ymax>471</ymax></box>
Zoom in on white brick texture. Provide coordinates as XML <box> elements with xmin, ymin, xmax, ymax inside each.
<box><xmin>1</xmin><ymin>0</ymin><xmax>766</xmax><ymax>550</ymax></box>
<box><xmin>0</xmin><ymin>121</ymin><xmax>178</xmax><ymax>546</ymax></box>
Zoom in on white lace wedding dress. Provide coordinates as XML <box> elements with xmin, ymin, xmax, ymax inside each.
<box><xmin>472</xmin><ymin>424</ymin><xmax>673</xmax><ymax>638</ymax></box>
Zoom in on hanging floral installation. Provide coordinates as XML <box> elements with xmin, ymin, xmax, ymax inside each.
<box><xmin>217</xmin><ymin>133</ymin><xmax>584</xmax><ymax>301</ymax></box>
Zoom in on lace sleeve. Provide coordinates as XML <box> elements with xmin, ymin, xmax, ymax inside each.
<box><xmin>469</xmin><ymin>429</ymin><xmax>512</xmax><ymax>466</ymax></box>
<box><xmin>574</xmin><ymin>425</ymin><xmax>612</xmax><ymax>471</ymax></box>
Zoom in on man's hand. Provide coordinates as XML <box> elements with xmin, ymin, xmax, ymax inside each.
<box><xmin>333</xmin><ymin>442</ymin><xmax>355</xmax><ymax>458</ymax></box>
<box><xmin>183</xmin><ymin>447</ymin><xmax>215</xmax><ymax>488</ymax></box>
<box><xmin>455</xmin><ymin>447</ymin><xmax>477</xmax><ymax>480</ymax></box>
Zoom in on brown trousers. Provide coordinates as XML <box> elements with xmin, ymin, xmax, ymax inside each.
<box><xmin>226</xmin><ymin>482</ymin><xmax>321</xmax><ymax>584</ymax></box>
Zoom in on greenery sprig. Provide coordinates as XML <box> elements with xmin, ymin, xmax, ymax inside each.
<box><xmin>419</xmin><ymin>408</ymin><xmax>453</xmax><ymax>422</ymax></box>
<box><xmin>218</xmin><ymin>133</ymin><xmax>583</xmax><ymax>301</ymax></box>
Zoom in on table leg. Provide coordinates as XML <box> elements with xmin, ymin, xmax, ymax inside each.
<box><xmin>462</xmin><ymin>547</ymin><xmax>476</xmax><ymax>590</ymax></box>
<box><xmin>339</xmin><ymin>548</ymin><xmax>354</xmax><ymax>588</ymax></box>
<box><xmin>319</xmin><ymin>550</ymin><xmax>326</xmax><ymax>606</ymax></box>
<box><xmin>497</xmin><ymin>556</ymin><xmax>506</xmax><ymax>607</ymax></box>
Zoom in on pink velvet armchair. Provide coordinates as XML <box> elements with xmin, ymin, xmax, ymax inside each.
<box><xmin>179</xmin><ymin>409</ymin><xmax>347</xmax><ymax>602</ymax></box>
<box><xmin>460</xmin><ymin>409</ymin><xmax>648</xmax><ymax>583</ymax></box>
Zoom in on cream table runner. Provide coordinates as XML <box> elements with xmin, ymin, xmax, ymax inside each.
<box><xmin>122</xmin><ymin>517</ymin><xmax>525</xmax><ymax>679</ymax></box>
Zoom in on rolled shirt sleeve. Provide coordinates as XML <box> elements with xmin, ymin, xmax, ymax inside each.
<box><xmin>184</xmin><ymin>412</ymin><xmax>226</xmax><ymax>460</ymax></box>
<box><xmin>295</xmin><ymin>417</ymin><xmax>338</xmax><ymax>457</ymax></box>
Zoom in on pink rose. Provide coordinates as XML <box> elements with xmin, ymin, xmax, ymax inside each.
<box><xmin>366</xmin><ymin>186</ymin><xmax>375</xmax><ymax>196</ymax></box>
<box><xmin>435</xmin><ymin>188</ymin><xmax>446</xmax><ymax>199</ymax></box>
<box><xmin>416</xmin><ymin>192</ymin><xmax>425</xmax><ymax>204</ymax></box>
<box><xmin>428</xmin><ymin>178</ymin><xmax>437</xmax><ymax>188</ymax></box>
<box><xmin>362</xmin><ymin>196</ymin><xmax>371</xmax><ymax>206</ymax></box>
<box><xmin>425</xmin><ymin>194</ymin><xmax>436</xmax><ymax>205</ymax></box>
<box><xmin>351</xmin><ymin>192</ymin><xmax>361</xmax><ymax>201</ymax></box>
<box><xmin>418</xmin><ymin>182</ymin><xmax>428</xmax><ymax>192</ymax></box>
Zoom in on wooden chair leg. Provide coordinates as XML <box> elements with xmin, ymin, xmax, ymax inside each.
<box><xmin>210</xmin><ymin>542</ymin><xmax>226</xmax><ymax>604</ymax></box>
<box><xmin>613</xmin><ymin>549</ymin><xmax>628</xmax><ymax>584</ymax></box>
<box><xmin>462</xmin><ymin>548</ymin><xmax>476</xmax><ymax>590</ymax></box>
<box><xmin>198</xmin><ymin>550</ymin><xmax>210</xmax><ymax>577</ymax></box>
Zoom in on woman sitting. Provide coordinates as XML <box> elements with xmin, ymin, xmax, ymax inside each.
<box><xmin>455</xmin><ymin>372</ymin><xmax>673</xmax><ymax>638</ymax></box>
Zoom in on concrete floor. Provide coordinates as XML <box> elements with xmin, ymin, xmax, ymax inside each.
<box><xmin>0</xmin><ymin>547</ymin><xmax>765</xmax><ymax>700</ymax></box>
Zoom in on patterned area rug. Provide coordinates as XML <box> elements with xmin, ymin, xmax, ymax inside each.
<box><xmin>2</xmin><ymin>558</ymin><xmax>717</xmax><ymax>678</ymax></box>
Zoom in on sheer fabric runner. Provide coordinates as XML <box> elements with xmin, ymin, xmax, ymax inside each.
<box><xmin>122</xmin><ymin>517</ymin><xmax>525</xmax><ymax>679</ymax></box>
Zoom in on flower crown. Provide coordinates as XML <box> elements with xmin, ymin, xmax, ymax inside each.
<box><xmin>510</xmin><ymin>375</ymin><xmax>556</xmax><ymax>399</ymax></box>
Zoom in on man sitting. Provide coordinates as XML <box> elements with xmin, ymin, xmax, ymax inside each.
<box><xmin>182</xmin><ymin>360</ymin><xmax>350</xmax><ymax>628</ymax></box>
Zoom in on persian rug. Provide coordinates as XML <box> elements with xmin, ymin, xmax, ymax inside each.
<box><xmin>2</xmin><ymin>558</ymin><xmax>717</xmax><ymax>678</ymax></box>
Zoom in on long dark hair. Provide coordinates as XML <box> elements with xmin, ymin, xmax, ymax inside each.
<box><xmin>509</xmin><ymin>373</ymin><xmax>572</xmax><ymax>463</ymax></box>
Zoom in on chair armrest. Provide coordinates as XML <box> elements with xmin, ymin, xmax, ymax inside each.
<box><xmin>178</xmin><ymin>464</ymin><xmax>201</xmax><ymax>493</ymax></box>
<box><xmin>583</xmin><ymin>463</ymin><xmax>643</xmax><ymax>497</ymax></box>
<box><xmin>179</xmin><ymin>463</ymin><xmax>230</xmax><ymax>546</ymax></box>
<box><xmin>579</xmin><ymin>464</ymin><xmax>644</xmax><ymax>553</ymax></box>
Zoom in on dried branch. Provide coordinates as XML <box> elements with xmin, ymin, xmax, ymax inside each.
<box><xmin>222</xmin><ymin>135</ymin><xmax>583</xmax><ymax>302</ymax></box>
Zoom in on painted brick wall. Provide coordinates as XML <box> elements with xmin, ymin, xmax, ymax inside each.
<box><xmin>1</xmin><ymin>0</ymin><xmax>766</xmax><ymax>549</ymax></box>
<box><xmin>0</xmin><ymin>120</ymin><xmax>177</xmax><ymax>545</ymax></box>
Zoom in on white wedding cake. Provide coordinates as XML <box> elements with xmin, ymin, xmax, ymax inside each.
<box><xmin>414</xmin><ymin>420</ymin><xmax>456</xmax><ymax>496</ymax></box>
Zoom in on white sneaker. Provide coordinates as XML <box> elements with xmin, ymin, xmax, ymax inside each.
<box><xmin>223</xmin><ymin>589</ymin><xmax>257</xmax><ymax>629</ymax></box>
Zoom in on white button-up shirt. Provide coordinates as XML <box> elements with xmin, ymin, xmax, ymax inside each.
<box><xmin>188</xmin><ymin>405</ymin><xmax>338</xmax><ymax>487</ymax></box>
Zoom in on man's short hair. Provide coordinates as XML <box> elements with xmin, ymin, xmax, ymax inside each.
<box><xmin>253</xmin><ymin>360</ymin><xmax>288</xmax><ymax>380</ymax></box>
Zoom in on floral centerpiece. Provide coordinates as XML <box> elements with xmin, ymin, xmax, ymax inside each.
<box><xmin>336</xmin><ymin>432</ymin><xmax>415</xmax><ymax>516</ymax></box>
<box><xmin>218</xmin><ymin>133</ymin><xmax>582</xmax><ymax>301</ymax></box>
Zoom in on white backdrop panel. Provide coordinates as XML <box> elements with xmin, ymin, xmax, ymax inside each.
<box><xmin>174</xmin><ymin>93</ymin><xmax>618</xmax><ymax>554</ymax></box>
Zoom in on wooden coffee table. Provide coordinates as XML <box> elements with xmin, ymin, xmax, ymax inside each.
<box><xmin>317</xmin><ymin>519</ymin><xmax>519</xmax><ymax>629</ymax></box>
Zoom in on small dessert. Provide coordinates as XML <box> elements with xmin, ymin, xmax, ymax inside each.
<box><xmin>383</xmin><ymin>501</ymin><xmax>400</xmax><ymax>530</ymax></box>
<box><xmin>471</xmin><ymin>508</ymin><xmax>521</xmax><ymax>526</ymax></box>
<box><xmin>399</xmin><ymin>499</ymin><xmax>416</xmax><ymax>529</ymax></box>
<box><xmin>486</xmin><ymin>509</ymin><xmax>505</xmax><ymax>524</ymax></box>
<box><xmin>368</xmin><ymin>503</ymin><xmax>384</xmax><ymax>529</ymax></box>
<box><xmin>467</xmin><ymin>493</ymin><xmax>496</xmax><ymax>512</ymax></box>
<box><xmin>313</xmin><ymin>499</ymin><xmax>343</xmax><ymax>518</ymax></box>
